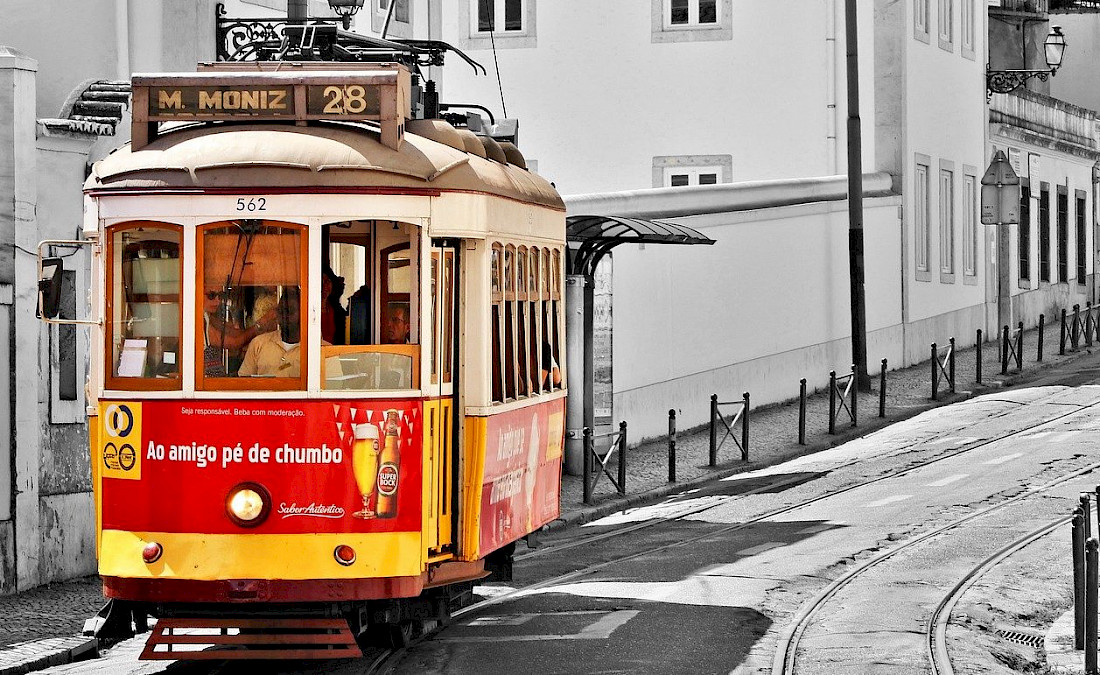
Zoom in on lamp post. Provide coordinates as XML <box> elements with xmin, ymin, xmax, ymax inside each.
<box><xmin>987</xmin><ymin>25</ymin><xmax>1067</xmax><ymax>96</ymax></box>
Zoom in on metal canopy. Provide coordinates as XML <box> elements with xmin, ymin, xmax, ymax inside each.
<box><xmin>566</xmin><ymin>215</ymin><xmax>715</xmax><ymax>276</ymax></box>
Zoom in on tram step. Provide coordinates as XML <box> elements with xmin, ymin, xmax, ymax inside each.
<box><xmin>139</xmin><ymin>617</ymin><xmax>363</xmax><ymax>660</ymax></box>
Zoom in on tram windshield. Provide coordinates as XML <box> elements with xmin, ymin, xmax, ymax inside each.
<box><xmin>105</xmin><ymin>218</ymin><xmax>422</xmax><ymax>394</ymax></box>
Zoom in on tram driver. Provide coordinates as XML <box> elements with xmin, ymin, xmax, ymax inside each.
<box><xmin>239</xmin><ymin>288</ymin><xmax>304</xmax><ymax>377</ymax></box>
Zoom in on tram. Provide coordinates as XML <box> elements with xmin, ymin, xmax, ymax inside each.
<box><xmin>38</xmin><ymin>60</ymin><xmax>567</xmax><ymax>658</ymax></box>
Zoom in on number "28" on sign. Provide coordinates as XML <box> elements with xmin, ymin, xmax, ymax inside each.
<box><xmin>323</xmin><ymin>85</ymin><xmax>369</xmax><ymax>114</ymax></box>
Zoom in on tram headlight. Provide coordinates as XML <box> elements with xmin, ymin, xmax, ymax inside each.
<box><xmin>225</xmin><ymin>482</ymin><xmax>271</xmax><ymax>528</ymax></box>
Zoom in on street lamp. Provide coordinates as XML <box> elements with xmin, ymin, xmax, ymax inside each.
<box><xmin>987</xmin><ymin>25</ymin><xmax>1067</xmax><ymax>96</ymax></box>
<box><xmin>328</xmin><ymin>0</ymin><xmax>365</xmax><ymax>29</ymax></box>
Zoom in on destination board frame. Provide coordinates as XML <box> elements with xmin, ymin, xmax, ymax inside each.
<box><xmin>131</xmin><ymin>64</ymin><xmax>411</xmax><ymax>151</ymax></box>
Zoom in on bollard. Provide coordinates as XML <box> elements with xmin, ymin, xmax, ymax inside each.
<box><xmin>850</xmin><ymin>364</ymin><xmax>858</xmax><ymax>427</ymax></box>
<box><xmin>582</xmin><ymin>427</ymin><xmax>593</xmax><ymax>505</ymax></box>
<box><xmin>1001</xmin><ymin>325</ymin><xmax>1010</xmax><ymax>375</ymax></box>
<box><xmin>931</xmin><ymin>343</ymin><xmax>938</xmax><ymax>401</ymax></box>
<box><xmin>618</xmin><ymin>421</ymin><xmax>628</xmax><ymax>495</ymax></box>
<box><xmin>976</xmin><ymin>329</ymin><xmax>983</xmax><ymax>384</ymax></box>
<box><xmin>1075</xmin><ymin>509</ymin><xmax>1086</xmax><ymax>650</ymax></box>
<box><xmin>1088</xmin><ymin>302</ymin><xmax>1095</xmax><ymax>348</ymax></box>
<box><xmin>741</xmin><ymin>392</ymin><xmax>750</xmax><ymax>461</ymax></box>
<box><xmin>879</xmin><ymin>358</ymin><xmax>887</xmax><ymax>418</ymax></box>
<box><xmin>798</xmin><ymin>379</ymin><xmax>807</xmax><ymax>445</ymax></box>
<box><xmin>668</xmin><ymin>409</ymin><xmax>677</xmax><ymax>483</ymax></box>
<box><xmin>1016</xmin><ymin>321</ymin><xmax>1024</xmax><ymax>370</ymax></box>
<box><xmin>1084</xmin><ymin>493</ymin><xmax>1094</xmax><ymax>540</ymax></box>
<box><xmin>1088</xmin><ymin>538</ymin><xmax>1098</xmax><ymax>675</ymax></box>
<box><xmin>709</xmin><ymin>394</ymin><xmax>718</xmax><ymax>468</ymax></box>
<box><xmin>1074</xmin><ymin>304</ymin><xmax>1082</xmax><ymax>349</ymax></box>
<box><xmin>829</xmin><ymin>370</ymin><xmax>837</xmax><ymax>434</ymax></box>
<box><xmin>1038</xmin><ymin>314</ymin><xmax>1045</xmax><ymax>362</ymax></box>
<box><xmin>1061</xmin><ymin>308</ymin><xmax>1068</xmax><ymax>355</ymax></box>
<box><xmin>948</xmin><ymin>338</ymin><xmax>956</xmax><ymax>394</ymax></box>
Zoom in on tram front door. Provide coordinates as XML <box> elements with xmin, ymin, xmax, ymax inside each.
<box><xmin>425</xmin><ymin>240</ymin><xmax>458</xmax><ymax>555</ymax></box>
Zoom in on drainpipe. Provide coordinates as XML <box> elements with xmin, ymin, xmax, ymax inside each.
<box><xmin>1093</xmin><ymin>160</ymin><xmax>1099</xmax><ymax>304</ymax></box>
<box><xmin>826</xmin><ymin>0</ymin><xmax>840</xmax><ymax>174</ymax></box>
<box><xmin>114</xmin><ymin>0</ymin><xmax>130</xmax><ymax>81</ymax></box>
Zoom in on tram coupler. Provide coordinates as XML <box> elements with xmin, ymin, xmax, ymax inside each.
<box><xmin>82</xmin><ymin>599</ymin><xmax>150</xmax><ymax>647</ymax></box>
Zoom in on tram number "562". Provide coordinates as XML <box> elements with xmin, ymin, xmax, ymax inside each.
<box><xmin>235</xmin><ymin>198</ymin><xmax>267</xmax><ymax>212</ymax></box>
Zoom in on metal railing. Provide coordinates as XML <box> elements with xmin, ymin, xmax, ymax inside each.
<box><xmin>829</xmin><ymin>365</ymin><xmax>857</xmax><ymax>434</ymax></box>
<box><xmin>1001</xmin><ymin>323</ymin><xmax>1023</xmax><ymax>375</ymax></box>
<box><xmin>931</xmin><ymin>339</ymin><xmax>955</xmax><ymax>401</ymax></box>
<box><xmin>1062</xmin><ymin>303</ymin><xmax>1100</xmax><ymax>354</ymax></box>
<box><xmin>709</xmin><ymin>393</ymin><xmax>749</xmax><ymax>465</ymax></box>
<box><xmin>582</xmin><ymin>422</ymin><xmax>627</xmax><ymax>505</ymax></box>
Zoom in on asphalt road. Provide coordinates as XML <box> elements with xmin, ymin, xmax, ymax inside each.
<box><xmin>41</xmin><ymin>380</ymin><xmax>1100</xmax><ymax>674</ymax></box>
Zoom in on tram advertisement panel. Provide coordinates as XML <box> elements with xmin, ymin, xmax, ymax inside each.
<box><xmin>97</xmin><ymin>400</ymin><xmax>422</xmax><ymax>534</ymax></box>
<box><xmin>479</xmin><ymin>399</ymin><xmax>565</xmax><ymax>554</ymax></box>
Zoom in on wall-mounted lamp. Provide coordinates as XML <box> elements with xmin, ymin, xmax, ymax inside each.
<box><xmin>987</xmin><ymin>25</ymin><xmax>1067</xmax><ymax>96</ymax></box>
<box><xmin>327</xmin><ymin>0</ymin><xmax>365</xmax><ymax>29</ymax></box>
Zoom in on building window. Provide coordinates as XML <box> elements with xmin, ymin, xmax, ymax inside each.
<box><xmin>1077</xmin><ymin>192</ymin><xmax>1088</xmax><ymax>285</ymax></box>
<box><xmin>378</xmin><ymin>0</ymin><xmax>409</xmax><ymax>23</ymax></box>
<box><xmin>1057</xmin><ymin>188</ymin><xmax>1068</xmax><ymax>283</ymax></box>
<box><xmin>652</xmin><ymin>0</ymin><xmax>731</xmax><ymax>42</ymax></box>
<box><xmin>915</xmin><ymin>159</ymin><xmax>931</xmax><ymax>278</ymax></box>
<box><xmin>940</xmin><ymin>165</ymin><xmax>955</xmax><ymax>279</ymax></box>
<box><xmin>475</xmin><ymin>0</ymin><xmax>525</xmax><ymax>33</ymax></box>
<box><xmin>963</xmin><ymin>173</ymin><xmax>977</xmax><ymax>277</ymax></box>
<box><xmin>938</xmin><ymin>0</ymin><xmax>953</xmax><ymax>50</ymax></box>
<box><xmin>653</xmin><ymin>155</ymin><xmax>732</xmax><ymax>187</ymax></box>
<box><xmin>915</xmin><ymin>0</ymin><xmax>930</xmax><ymax>43</ymax></box>
<box><xmin>961</xmin><ymin>0</ymin><xmax>975</xmax><ymax>58</ymax></box>
<box><xmin>1039</xmin><ymin>184</ymin><xmax>1051</xmax><ymax>282</ymax></box>
<box><xmin>665</xmin><ymin>166</ymin><xmax>720</xmax><ymax>187</ymax></box>
<box><xmin>1019</xmin><ymin>182</ymin><xmax>1031</xmax><ymax>282</ymax></box>
<box><xmin>459</xmin><ymin>0</ymin><xmax>535</xmax><ymax>49</ymax></box>
<box><xmin>666</xmin><ymin>0</ymin><xmax>717</xmax><ymax>28</ymax></box>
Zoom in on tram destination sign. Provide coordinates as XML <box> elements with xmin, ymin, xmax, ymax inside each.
<box><xmin>131</xmin><ymin>65</ymin><xmax>410</xmax><ymax>151</ymax></box>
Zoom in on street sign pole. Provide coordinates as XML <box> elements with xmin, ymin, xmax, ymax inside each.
<box><xmin>845</xmin><ymin>0</ymin><xmax>870</xmax><ymax>392</ymax></box>
<box><xmin>981</xmin><ymin>151</ymin><xmax>1021</xmax><ymax>334</ymax></box>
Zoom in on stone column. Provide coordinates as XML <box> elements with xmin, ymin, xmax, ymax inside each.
<box><xmin>0</xmin><ymin>46</ymin><xmax>40</xmax><ymax>592</ymax></box>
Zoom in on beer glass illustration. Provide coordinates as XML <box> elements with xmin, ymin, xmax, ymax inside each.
<box><xmin>351</xmin><ymin>422</ymin><xmax>380</xmax><ymax>519</ymax></box>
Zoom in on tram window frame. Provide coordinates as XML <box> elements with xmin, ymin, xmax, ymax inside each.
<box><xmin>529</xmin><ymin>247</ymin><xmax>543</xmax><ymax>395</ymax></box>
<box><xmin>104</xmin><ymin>222</ymin><xmax>184</xmax><ymax>391</ymax></box>
<box><xmin>195</xmin><ymin>221</ymin><xmax>308</xmax><ymax>392</ymax></box>
<box><xmin>542</xmin><ymin>247</ymin><xmax>553</xmax><ymax>392</ymax></box>
<box><xmin>503</xmin><ymin>244</ymin><xmax>517</xmax><ymax>400</ymax></box>
<box><xmin>551</xmin><ymin>248</ymin><xmax>563</xmax><ymax>391</ymax></box>
<box><xmin>516</xmin><ymin>245</ymin><xmax>530</xmax><ymax>397</ymax></box>
<box><xmin>491</xmin><ymin>243</ymin><xmax>504</xmax><ymax>403</ymax></box>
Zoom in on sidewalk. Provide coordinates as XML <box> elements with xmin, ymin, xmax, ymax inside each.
<box><xmin>0</xmin><ymin>313</ymin><xmax>1095</xmax><ymax>674</ymax></box>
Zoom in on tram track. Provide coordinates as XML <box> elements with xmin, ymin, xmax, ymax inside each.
<box><xmin>516</xmin><ymin>388</ymin><xmax>1100</xmax><ymax>567</ymax></box>
<box><xmin>371</xmin><ymin>390</ymin><xmax>1100</xmax><ymax>674</ymax></box>
<box><xmin>771</xmin><ymin>462</ymin><xmax>1098</xmax><ymax>675</ymax></box>
<box><xmin>926</xmin><ymin>515</ymin><xmax>1069</xmax><ymax>675</ymax></box>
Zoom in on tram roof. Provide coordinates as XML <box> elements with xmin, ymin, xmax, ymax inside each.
<box><xmin>85</xmin><ymin>121</ymin><xmax>565</xmax><ymax>211</ymax></box>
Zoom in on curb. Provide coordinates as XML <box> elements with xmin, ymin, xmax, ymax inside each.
<box><xmin>0</xmin><ymin>637</ymin><xmax>98</xmax><ymax>675</ymax></box>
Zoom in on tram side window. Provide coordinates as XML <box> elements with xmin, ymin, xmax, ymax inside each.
<box><xmin>550</xmin><ymin>248</ymin><xmax>563</xmax><ymax>390</ymax></box>
<box><xmin>516</xmin><ymin>246</ymin><xmax>530</xmax><ymax>397</ymax></box>
<box><xmin>504</xmin><ymin>245</ymin><xmax>517</xmax><ymax>400</ymax></box>
<box><xmin>491</xmin><ymin>244</ymin><xmax>504</xmax><ymax>403</ymax></box>
<box><xmin>322</xmin><ymin>221</ymin><xmax>420</xmax><ymax>392</ymax></box>
<box><xmin>198</xmin><ymin>222</ymin><xmax>305</xmax><ymax>390</ymax></box>
<box><xmin>107</xmin><ymin>224</ymin><xmax>182</xmax><ymax>388</ymax></box>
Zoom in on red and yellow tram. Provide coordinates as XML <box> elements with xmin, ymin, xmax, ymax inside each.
<box><xmin>43</xmin><ymin>62</ymin><xmax>567</xmax><ymax>658</ymax></box>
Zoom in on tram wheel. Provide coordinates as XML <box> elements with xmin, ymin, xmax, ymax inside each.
<box><xmin>385</xmin><ymin>621</ymin><xmax>415</xmax><ymax>648</ymax></box>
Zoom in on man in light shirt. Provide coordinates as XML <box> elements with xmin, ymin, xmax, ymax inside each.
<box><xmin>239</xmin><ymin>288</ymin><xmax>303</xmax><ymax>377</ymax></box>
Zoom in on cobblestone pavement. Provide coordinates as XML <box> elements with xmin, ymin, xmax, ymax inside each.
<box><xmin>1</xmin><ymin>313</ymin><xmax>1095</xmax><ymax>674</ymax></box>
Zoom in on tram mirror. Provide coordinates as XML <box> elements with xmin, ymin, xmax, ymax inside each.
<box><xmin>38</xmin><ymin>257</ymin><xmax>63</xmax><ymax>320</ymax></box>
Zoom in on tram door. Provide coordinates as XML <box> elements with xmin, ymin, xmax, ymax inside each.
<box><xmin>425</xmin><ymin>240</ymin><xmax>458</xmax><ymax>554</ymax></box>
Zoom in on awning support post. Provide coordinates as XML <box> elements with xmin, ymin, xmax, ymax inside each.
<box><xmin>565</xmin><ymin>274</ymin><xmax>587</xmax><ymax>475</ymax></box>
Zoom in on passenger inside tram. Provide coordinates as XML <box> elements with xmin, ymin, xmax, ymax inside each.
<box><xmin>239</xmin><ymin>287</ymin><xmax>304</xmax><ymax>377</ymax></box>
<box><xmin>202</xmin><ymin>286</ymin><xmax>276</xmax><ymax>377</ymax></box>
